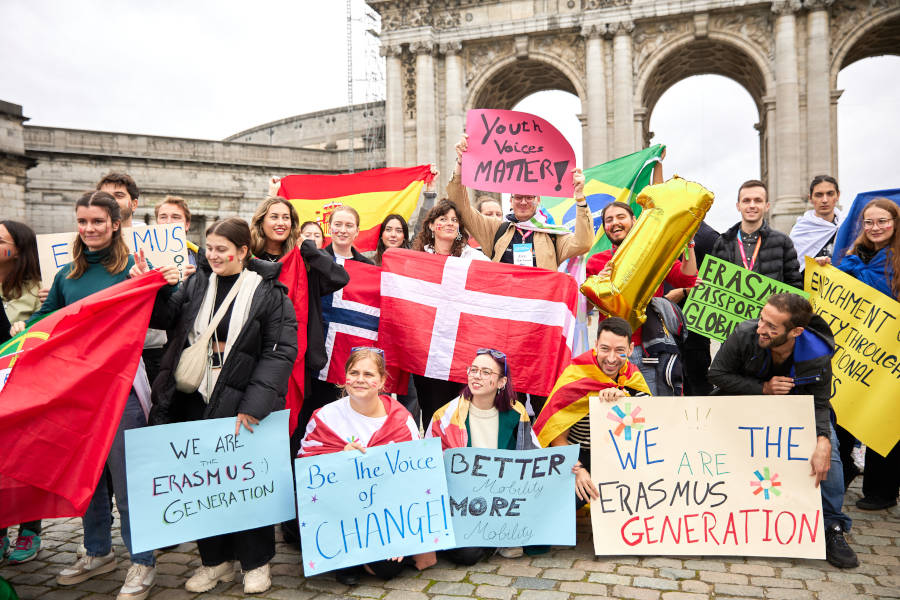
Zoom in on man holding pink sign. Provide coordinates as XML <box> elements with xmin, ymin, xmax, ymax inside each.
<box><xmin>447</xmin><ymin>110</ymin><xmax>593</xmax><ymax>272</ymax></box>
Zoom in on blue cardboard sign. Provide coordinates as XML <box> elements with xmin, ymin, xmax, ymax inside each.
<box><xmin>444</xmin><ymin>446</ymin><xmax>579</xmax><ymax>547</ymax></box>
<box><xmin>295</xmin><ymin>438</ymin><xmax>456</xmax><ymax>575</ymax></box>
<box><xmin>124</xmin><ymin>410</ymin><xmax>295</xmax><ymax>553</ymax></box>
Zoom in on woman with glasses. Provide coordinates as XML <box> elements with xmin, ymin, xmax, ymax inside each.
<box><xmin>835</xmin><ymin>198</ymin><xmax>899</xmax><ymax>512</ymax></box>
<box><xmin>426</xmin><ymin>348</ymin><xmax>538</xmax><ymax>564</ymax></box>
<box><xmin>299</xmin><ymin>347</ymin><xmax>436</xmax><ymax>585</ymax></box>
<box><xmin>836</xmin><ymin>198</ymin><xmax>899</xmax><ymax>300</ymax></box>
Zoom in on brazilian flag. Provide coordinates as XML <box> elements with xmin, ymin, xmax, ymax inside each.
<box><xmin>542</xmin><ymin>144</ymin><xmax>666</xmax><ymax>258</ymax></box>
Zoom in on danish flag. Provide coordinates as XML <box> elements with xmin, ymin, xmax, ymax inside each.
<box><xmin>318</xmin><ymin>260</ymin><xmax>408</xmax><ymax>394</ymax></box>
<box><xmin>379</xmin><ymin>249</ymin><xmax>578</xmax><ymax>396</ymax></box>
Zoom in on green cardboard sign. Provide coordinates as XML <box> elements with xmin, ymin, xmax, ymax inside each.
<box><xmin>683</xmin><ymin>255</ymin><xmax>809</xmax><ymax>342</ymax></box>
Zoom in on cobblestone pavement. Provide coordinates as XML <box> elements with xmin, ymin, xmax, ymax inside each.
<box><xmin>2</xmin><ymin>480</ymin><xmax>897</xmax><ymax>600</ymax></box>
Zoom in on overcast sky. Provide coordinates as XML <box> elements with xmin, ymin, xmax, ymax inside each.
<box><xmin>2</xmin><ymin>0</ymin><xmax>898</xmax><ymax>232</ymax></box>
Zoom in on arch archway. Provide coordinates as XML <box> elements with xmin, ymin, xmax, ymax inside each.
<box><xmin>830</xmin><ymin>7</ymin><xmax>900</xmax><ymax>89</ymax></box>
<box><xmin>466</xmin><ymin>54</ymin><xmax>586</xmax><ymax>111</ymax></box>
<box><xmin>636</xmin><ymin>33</ymin><xmax>772</xmax><ymax>185</ymax></box>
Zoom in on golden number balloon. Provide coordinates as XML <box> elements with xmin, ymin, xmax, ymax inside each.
<box><xmin>580</xmin><ymin>176</ymin><xmax>714</xmax><ymax>330</ymax></box>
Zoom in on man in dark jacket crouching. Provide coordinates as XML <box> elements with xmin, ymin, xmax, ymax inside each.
<box><xmin>708</xmin><ymin>292</ymin><xmax>858</xmax><ymax>569</ymax></box>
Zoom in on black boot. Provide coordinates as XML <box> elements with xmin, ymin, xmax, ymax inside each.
<box><xmin>825</xmin><ymin>523</ymin><xmax>858</xmax><ymax>569</ymax></box>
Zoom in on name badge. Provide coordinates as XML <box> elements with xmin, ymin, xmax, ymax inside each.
<box><xmin>513</xmin><ymin>243</ymin><xmax>534</xmax><ymax>266</ymax></box>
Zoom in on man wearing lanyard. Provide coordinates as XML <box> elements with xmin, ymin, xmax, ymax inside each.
<box><xmin>711</xmin><ymin>180</ymin><xmax>803</xmax><ymax>288</ymax></box>
<box><xmin>448</xmin><ymin>134</ymin><xmax>593</xmax><ymax>271</ymax></box>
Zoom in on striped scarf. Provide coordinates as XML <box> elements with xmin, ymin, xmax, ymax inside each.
<box><xmin>534</xmin><ymin>350</ymin><xmax>650</xmax><ymax>447</ymax></box>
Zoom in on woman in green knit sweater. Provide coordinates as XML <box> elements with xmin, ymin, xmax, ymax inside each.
<box><xmin>12</xmin><ymin>191</ymin><xmax>178</xmax><ymax>600</ymax></box>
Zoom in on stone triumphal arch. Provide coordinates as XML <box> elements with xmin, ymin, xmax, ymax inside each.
<box><xmin>370</xmin><ymin>0</ymin><xmax>900</xmax><ymax>229</ymax></box>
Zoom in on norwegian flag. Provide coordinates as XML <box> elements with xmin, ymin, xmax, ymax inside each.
<box><xmin>318</xmin><ymin>260</ymin><xmax>409</xmax><ymax>394</ymax></box>
<box><xmin>379</xmin><ymin>249</ymin><xmax>578</xmax><ymax>396</ymax></box>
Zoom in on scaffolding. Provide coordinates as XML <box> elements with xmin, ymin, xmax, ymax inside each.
<box><xmin>346</xmin><ymin>0</ymin><xmax>385</xmax><ymax>173</ymax></box>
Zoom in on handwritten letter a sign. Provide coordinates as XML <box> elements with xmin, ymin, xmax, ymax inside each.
<box><xmin>124</xmin><ymin>411</ymin><xmax>295</xmax><ymax>553</ymax></box>
<box><xmin>463</xmin><ymin>109</ymin><xmax>575</xmax><ymax>197</ymax></box>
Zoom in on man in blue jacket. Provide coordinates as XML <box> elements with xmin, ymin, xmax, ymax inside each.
<box><xmin>708</xmin><ymin>293</ymin><xmax>858</xmax><ymax>569</ymax></box>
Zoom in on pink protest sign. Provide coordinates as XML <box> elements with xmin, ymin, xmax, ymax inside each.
<box><xmin>462</xmin><ymin>109</ymin><xmax>575</xmax><ymax>197</ymax></box>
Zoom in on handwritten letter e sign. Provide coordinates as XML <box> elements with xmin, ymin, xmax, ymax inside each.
<box><xmin>463</xmin><ymin>109</ymin><xmax>575</xmax><ymax>197</ymax></box>
<box><xmin>37</xmin><ymin>224</ymin><xmax>190</xmax><ymax>288</ymax></box>
<box><xmin>589</xmin><ymin>396</ymin><xmax>825</xmax><ymax>559</ymax></box>
<box><xmin>295</xmin><ymin>438</ymin><xmax>455</xmax><ymax>576</ymax></box>
<box><xmin>124</xmin><ymin>410</ymin><xmax>295</xmax><ymax>553</ymax></box>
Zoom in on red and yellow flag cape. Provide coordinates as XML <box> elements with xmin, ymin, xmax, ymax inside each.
<box><xmin>534</xmin><ymin>350</ymin><xmax>650</xmax><ymax>447</ymax></box>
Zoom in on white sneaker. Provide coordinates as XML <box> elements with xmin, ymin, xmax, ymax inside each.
<box><xmin>185</xmin><ymin>562</ymin><xmax>234</xmax><ymax>593</ymax></box>
<box><xmin>243</xmin><ymin>563</ymin><xmax>271</xmax><ymax>594</ymax></box>
<box><xmin>76</xmin><ymin>543</ymin><xmax>86</xmax><ymax>558</ymax></box>
<box><xmin>117</xmin><ymin>564</ymin><xmax>155</xmax><ymax>600</ymax></box>
<box><xmin>57</xmin><ymin>551</ymin><xmax>117</xmax><ymax>585</ymax></box>
<box><xmin>499</xmin><ymin>546</ymin><xmax>524</xmax><ymax>558</ymax></box>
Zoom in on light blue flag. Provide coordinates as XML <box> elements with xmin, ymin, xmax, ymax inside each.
<box><xmin>124</xmin><ymin>410</ymin><xmax>295</xmax><ymax>553</ymax></box>
<box><xmin>295</xmin><ymin>438</ymin><xmax>456</xmax><ymax>575</ymax></box>
<box><xmin>444</xmin><ymin>445</ymin><xmax>579</xmax><ymax>547</ymax></box>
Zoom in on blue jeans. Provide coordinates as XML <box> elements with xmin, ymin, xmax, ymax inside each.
<box><xmin>82</xmin><ymin>390</ymin><xmax>154</xmax><ymax>566</ymax></box>
<box><xmin>821</xmin><ymin>424</ymin><xmax>852</xmax><ymax>531</ymax></box>
<box><xmin>629</xmin><ymin>346</ymin><xmax>657</xmax><ymax>395</ymax></box>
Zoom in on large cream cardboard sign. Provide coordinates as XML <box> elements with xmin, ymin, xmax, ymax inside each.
<box><xmin>589</xmin><ymin>395</ymin><xmax>825</xmax><ymax>559</ymax></box>
<box><xmin>37</xmin><ymin>224</ymin><xmax>189</xmax><ymax>288</ymax></box>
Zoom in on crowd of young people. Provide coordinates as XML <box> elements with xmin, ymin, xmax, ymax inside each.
<box><xmin>1</xmin><ymin>157</ymin><xmax>897</xmax><ymax>598</ymax></box>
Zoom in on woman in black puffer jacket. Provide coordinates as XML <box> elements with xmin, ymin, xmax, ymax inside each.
<box><xmin>141</xmin><ymin>217</ymin><xmax>297</xmax><ymax>596</ymax></box>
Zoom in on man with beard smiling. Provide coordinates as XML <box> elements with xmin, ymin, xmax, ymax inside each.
<box><xmin>708</xmin><ymin>293</ymin><xmax>858</xmax><ymax>569</ymax></box>
<box><xmin>585</xmin><ymin>201</ymin><xmax>698</xmax><ymax>394</ymax></box>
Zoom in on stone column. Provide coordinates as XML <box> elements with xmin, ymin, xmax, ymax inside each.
<box><xmin>441</xmin><ymin>41</ymin><xmax>464</xmax><ymax>181</ymax></box>
<box><xmin>612</xmin><ymin>21</ymin><xmax>636</xmax><ymax>158</ymax></box>
<box><xmin>806</xmin><ymin>0</ymin><xmax>833</xmax><ymax>180</ymax></box>
<box><xmin>0</xmin><ymin>101</ymin><xmax>34</xmax><ymax>221</ymax></box>
<box><xmin>412</xmin><ymin>40</ymin><xmax>437</xmax><ymax>167</ymax></box>
<box><xmin>582</xmin><ymin>24</ymin><xmax>608</xmax><ymax>167</ymax></box>
<box><xmin>771</xmin><ymin>1</ymin><xmax>805</xmax><ymax>231</ymax></box>
<box><xmin>382</xmin><ymin>44</ymin><xmax>405</xmax><ymax>167</ymax></box>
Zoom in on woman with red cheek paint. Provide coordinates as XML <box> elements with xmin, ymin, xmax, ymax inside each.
<box><xmin>14</xmin><ymin>192</ymin><xmax>178</xmax><ymax>600</ymax></box>
<box><xmin>0</xmin><ymin>220</ymin><xmax>45</xmax><ymax>566</ymax></box>
<box><xmin>138</xmin><ymin>217</ymin><xmax>298</xmax><ymax>595</ymax></box>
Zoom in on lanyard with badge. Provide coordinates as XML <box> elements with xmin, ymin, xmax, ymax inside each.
<box><xmin>512</xmin><ymin>228</ymin><xmax>534</xmax><ymax>266</ymax></box>
<box><xmin>737</xmin><ymin>230</ymin><xmax>762</xmax><ymax>271</ymax></box>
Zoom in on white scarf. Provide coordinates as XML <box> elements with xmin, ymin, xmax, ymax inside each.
<box><xmin>189</xmin><ymin>269</ymin><xmax>263</xmax><ymax>401</ymax></box>
<box><xmin>790</xmin><ymin>209</ymin><xmax>841</xmax><ymax>271</ymax></box>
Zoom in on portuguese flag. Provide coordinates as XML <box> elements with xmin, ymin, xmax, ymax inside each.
<box><xmin>277</xmin><ymin>165</ymin><xmax>435</xmax><ymax>252</ymax></box>
<box><xmin>0</xmin><ymin>271</ymin><xmax>165</xmax><ymax>527</ymax></box>
<box><xmin>542</xmin><ymin>145</ymin><xmax>666</xmax><ymax>258</ymax></box>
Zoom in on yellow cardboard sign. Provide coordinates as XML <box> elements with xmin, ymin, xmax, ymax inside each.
<box><xmin>804</xmin><ymin>257</ymin><xmax>900</xmax><ymax>456</ymax></box>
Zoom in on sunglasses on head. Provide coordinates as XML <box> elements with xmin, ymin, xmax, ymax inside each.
<box><xmin>351</xmin><ymin>346</ymin><xmax>384</xmax><ymax>356</ymax></box>
<box><xmin>476</xmin><ymin>348</ymin><xmax>507</xmax><ymax>375</ymax></box>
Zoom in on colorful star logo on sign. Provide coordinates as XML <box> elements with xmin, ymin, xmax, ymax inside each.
<box><xmin>607</xmin><ymin>402</ymin><xmax>645</xmax><ymax>440</ymax></box>
<box><xmin>751</xmin><ymin>467</ymin><xmax>782</xmax><ymax>500</ymax></box>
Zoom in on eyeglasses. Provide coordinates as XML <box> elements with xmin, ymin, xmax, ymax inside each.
<box><xmin>862</xmin><ymin>218</ymin><xmax>894</xmax><ymax>229</ymax></box>
<box><xmin>467</xmin><ymin>366</ymin><xmax>499</xmax><ymax>378</ymax></box>
<box><xmin>476</xmin><ymin>348</ymin><xmax>507</xmax><ymax>375</ymax></box>
<box><xmin>351</xmin><ymin>346</ymin><xmax>384</xmax><ymax>356</ymax></box>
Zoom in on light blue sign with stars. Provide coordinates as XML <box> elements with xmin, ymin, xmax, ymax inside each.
<box><xmin>125</xmin><ymin>410</ymin><xmax>296</xmax><ymax>554</ymax></box>
<box><xmin>295</xmin><ymin>438</ymin><xmax>456</xmax><ymax>575</ymax></box>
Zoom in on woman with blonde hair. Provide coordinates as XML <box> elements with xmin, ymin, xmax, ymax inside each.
<box><xmin>250</xmin><ymin>197</ymin><xmax>301</xmax><ymax>262</ymax></box>
<box><xmin>299</xmin><ymin>347</ymin><xmax>435</xmax><ymax>585</ymax></box>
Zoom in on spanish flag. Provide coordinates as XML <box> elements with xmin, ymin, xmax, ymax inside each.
<box><xmin>277</xmin><ymin>165</ymin><xmax>435</xmax><ymax>252</ymax></box>
<box><xmin>542</xmin><ymin>145</ymin><xmax>665</xmax><ymax>258</ymax></box>
<box><xmin>534</xmin><ymin>350</ymin><xmax>651</xmax><ymax>447</ymax></box>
